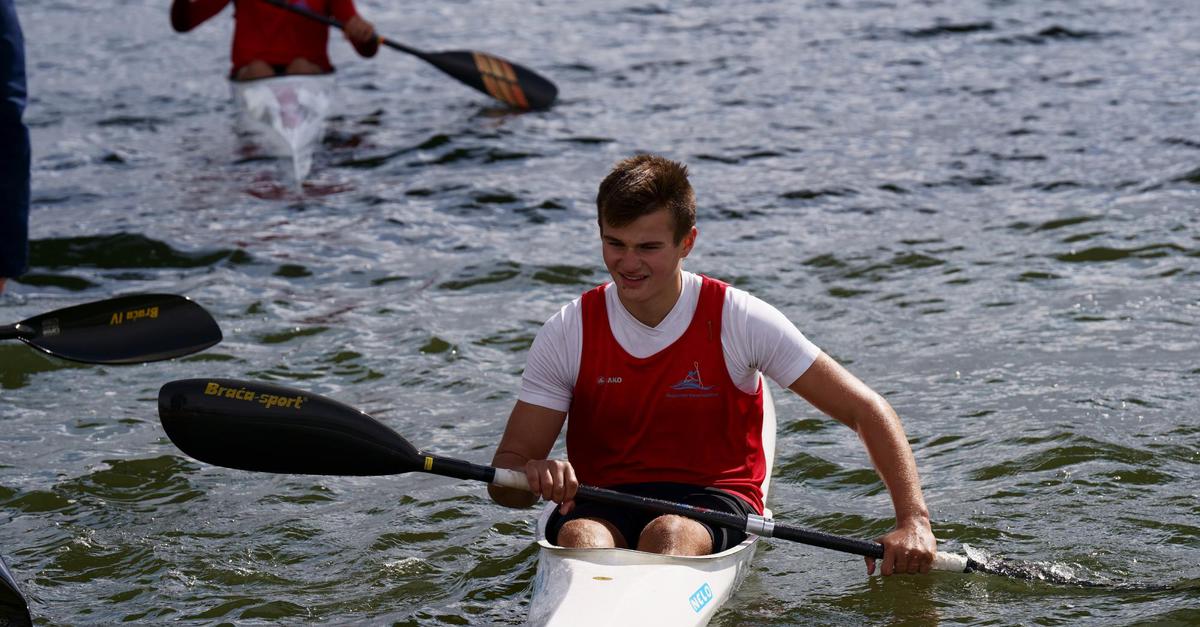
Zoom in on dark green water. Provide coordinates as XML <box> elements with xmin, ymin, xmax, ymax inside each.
<box><xmin>2</xmin><ymin>0</ymin><xmax>1198</xmax><ymax>624</ymax></box>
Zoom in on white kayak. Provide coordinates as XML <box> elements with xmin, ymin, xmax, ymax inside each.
<box><xmin>528</xmin><ymin>380</ymin><xmax>777</xmax><ymax>626</ymax></box>
<box><xmin>231</xmin><ymin>73</ymin><xmax>334</xmax><ymax>182</ymax></box>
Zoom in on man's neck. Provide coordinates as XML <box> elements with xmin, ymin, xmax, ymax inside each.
<box><xmin>616</xmin><ymin>272</ymin><xmax>685</xmax><ymax>328</ymax></box>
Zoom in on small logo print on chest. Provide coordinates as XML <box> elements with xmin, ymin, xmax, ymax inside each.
<box><xmin>671</xmin><ymin>361</ymin><xmax>715</xmax><ymax>391</ymax></box>
<box><xmin>596</xmin><ymin>376</ymin><xmax>623</xmax><ymax>384</ymax></box>
<box><xmin>667</xmin><ymin>361</ymin><xmax>719</xmax><ymax>398</ymax></box>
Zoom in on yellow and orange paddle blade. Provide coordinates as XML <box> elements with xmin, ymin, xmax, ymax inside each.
<box><xmin>392</xmin><ymin>46</ymin><xmax>557</xmax><ymax>111</ymax></box>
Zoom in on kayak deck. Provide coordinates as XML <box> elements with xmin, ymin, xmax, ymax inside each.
<box><xmin>529</xmin><ymin>508</ymin><xmax>767</xmax><ymax>626</ymax></box>
<box><xmin>231</xmin><ymin>73</ymin><xmax>334</xmax><ymax>182</ymax></box>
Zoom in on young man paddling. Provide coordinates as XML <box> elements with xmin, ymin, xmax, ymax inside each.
<box><xmin>489</xmin><ymin>154</ymin><xmax>937</xmax><ymax>576</ymax></box>
<box><xmin>170</xmin><ymin>0</ymin><xmax>378</xmax><ymax>81</ymax></box>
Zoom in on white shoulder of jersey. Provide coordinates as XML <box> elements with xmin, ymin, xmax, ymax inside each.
<box><xmin>516</xmin><ymin>274</ymin><xmax>822</xmax><ymax>407</ymax></box>
<box><xmin>516</xmin><ymin>290</ymin><xmax>590</xmax><ymax>413</ymax></box>
<box><xmin>720</xmin><ymin>282</ymin><xmax>823</xmax><ymax>393</ymax></box>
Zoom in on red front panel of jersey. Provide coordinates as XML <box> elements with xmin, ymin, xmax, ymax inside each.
<box><xmin>567</xmin><ymin>276</ymin><xmax>766</xmax><ymax>513</ymax></box>
<box><xmin>229</xmin><ymin>0</ymin><xmax>357</xmax><ymax>73</ymax></box>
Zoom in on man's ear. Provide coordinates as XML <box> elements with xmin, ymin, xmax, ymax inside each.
<box><xmin>681</xmin><ymin>226</ymin><xmax>698</xmax><ymax>257</ymax></box>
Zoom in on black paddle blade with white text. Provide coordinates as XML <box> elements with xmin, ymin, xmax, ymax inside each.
<box><xmin>11</xmin><ymin>293</ymin><xmax>221</xmax><ymax>364</ymax></box>
<box><xmin>158</xmin><ymin>378</ymin><xmax>422</xmax><ymax>475</ymax></box>
<box><xmin>419</xmin><ymin>49</ymin><xmax>558</xmax><ymax>110</ymax></box>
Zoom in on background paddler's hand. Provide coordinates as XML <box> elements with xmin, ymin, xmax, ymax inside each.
<box><xmin>524</xmin><ymin>458</ymin><xmax>579</xmax><ymax>515</ymax></box>
<box><xmin>867</xmin><ymin>516</ymin><xmax>937</xmax><ymax>575</ymax></box>
<box><xmin>343</xmin><ymin>15</ymin><xmax>379</xmax><ymax>56</ymax></box>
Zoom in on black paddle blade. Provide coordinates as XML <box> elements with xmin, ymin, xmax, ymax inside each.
<box><xmin>0</xmin><ymin>555</ymin><xmax>32</xmax><ymax>627</ymax></box>
<box><xmin>13</xmin><ymin>294</ymin><xmax>221</xmax><ymax>365</ymax></box>
<box><xmin>420</xmin><ymin>49</ymin><xmax>558</xmax><ymax>110</ymax></box>
<box><xmin>158</xmin><ymin>378</ymin><xmax>422</xmax><ymax>476</ymax></box>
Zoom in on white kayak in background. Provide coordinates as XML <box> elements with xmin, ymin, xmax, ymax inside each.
<box><xmin>528</xmin><ymin>380</ymin><xmax>777</xmax><ymax>626</ymax></box>
<box><xmin>231</xmin><ymin>73</ymin><xmax>334</xmax><ymax>182</ymax></box>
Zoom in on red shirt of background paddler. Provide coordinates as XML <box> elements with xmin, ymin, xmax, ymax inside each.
<box><xmin>171</xmin><ymin>0</ymin><xmax>378</xmax><ymax>78</ymax></box>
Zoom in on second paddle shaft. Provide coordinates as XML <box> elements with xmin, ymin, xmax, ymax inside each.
<box><xmin>0</xmin><ymin>324</ymin><xmax>31</xmax><ymax>340</ymax></box>
<box><xmin>258</xmin><ymin>0</ymin><xmax>416</xmax><ymax>55</ymax></box>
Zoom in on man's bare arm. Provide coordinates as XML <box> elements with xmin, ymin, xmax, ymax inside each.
<box><xmin>489</xmin><ymin>400</ymin><xmax>569</xmax><ymax>509</ymax></box>
<box><xmin>788</xmin><ymin>353</ymin><xmax>936</xmax><ymax>575</ymax></box>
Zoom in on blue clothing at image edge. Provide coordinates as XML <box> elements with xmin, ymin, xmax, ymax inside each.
<box><xmin>1</xmin><ymin>0</ymin><xmax>30</xmax><ymax>279</ymax></box>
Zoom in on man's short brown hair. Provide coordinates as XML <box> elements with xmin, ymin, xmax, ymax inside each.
<box><xmin>596</xmin><ymin>154</ymin><xmax>695</xmax><ymax>243</ymax></box>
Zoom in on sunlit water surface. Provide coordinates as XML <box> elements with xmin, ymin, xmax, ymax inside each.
<box><xmin>2</xmin><ymin>0</ymin><xmax>1198</xmax><ymax>624</ymax></box>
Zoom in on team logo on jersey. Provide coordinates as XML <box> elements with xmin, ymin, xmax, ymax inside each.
<box><xmin>671</xmin><ymin>361</ymin><xmax>715</xmax><ymax>391</ymax></box>
<box><xmin>667</xmin><ymin>361</ymin><xmax>718</xmax><ymax>398</ymax></box>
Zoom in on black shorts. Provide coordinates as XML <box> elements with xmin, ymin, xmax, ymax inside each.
<box><xmin>229</xmin><ymin>64</ymin><xmax>331</xmax><ymax>80</ymax></box>
<box><xmin>546</xmin><ymin>482</ymin><xmax>757</xmax><ymax>553</ymax></box>
<box><xmin>229</xmin><ymin>64</ymin><xmax>288</xmax><ymax>80</ymax></box>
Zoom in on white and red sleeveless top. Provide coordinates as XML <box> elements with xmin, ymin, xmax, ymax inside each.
<box><xmin>566</xmin><ymin>275</ymin><xmax>767</xmax><ymax>513</ymax></box>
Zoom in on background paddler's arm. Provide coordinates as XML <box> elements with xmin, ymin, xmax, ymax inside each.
<box><xmin>170</xmin><ymin>0</ymin><xmax>231</xmax><ymax>33</ymax></box>
<box><xmin>332</xmin><ymin>0</ymin><xmax>379</xmax><ymax>57</ymax></box>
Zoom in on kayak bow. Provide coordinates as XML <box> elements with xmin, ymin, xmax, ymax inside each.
<box><xmin>233</xmin><ymin>73</ymin><xmax>335</xmax><ymax>182</ymax></box>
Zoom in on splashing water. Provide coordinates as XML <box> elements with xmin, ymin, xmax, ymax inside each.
<box><xmin>962</xmin><ymin>545</ymin><xmax>1167</xmax><ymax>590</ymax></box>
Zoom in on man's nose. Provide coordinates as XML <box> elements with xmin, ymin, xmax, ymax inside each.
<box><xmin>616</xmin><ymin>248</ymin><xmax>640</xmax><ymax>269</ymax></box>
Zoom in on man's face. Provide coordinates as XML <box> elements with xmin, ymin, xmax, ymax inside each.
<box><xmin>599</xmin><ymin>209</ymin><xmax>697</xmax><ymax>325</ymax></box>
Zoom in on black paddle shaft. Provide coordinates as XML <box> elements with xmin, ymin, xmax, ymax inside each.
<box><xmin>477</xmin><ymin>462</ymin><xmax>889</xmax><ymax>558</ymax></box>
<box><xmin>160</xmin><ymin>378</ymin><xmax>989</xmax><ymax>573</ymax></box>
<box><xmin>0</xmin><ymin>324</ymin><xmax>33</xmax><ymax>341</ymax></box>
<box><xmin>258</xmin><ymin>0</ymin><xmax>406</xmax><ymax>48</ymax></box>
<box><xmin>580</xmin><ymin>485</ymin><xmax>887</xmax><ymax>558</ymax></box>
<box><xmin>162</xmin><ymin>378</ymin><xmax>1157</xmax><ymax>586</ymax></box>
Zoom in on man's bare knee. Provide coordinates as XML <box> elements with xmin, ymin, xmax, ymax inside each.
<box><xmin>557</xmin><ymin>518</ymin><xmax>626</xmax><ymax>549</ymax></box>
<box><xmin>235</xmin><ymin>60</ymin><xmax>275</xmax><ymax>81</ymax></box>
<box><xmin>286</xmin><ymin>58</ymin><xmax>324</xmax><ymax>75</ymax></box>
<box><xmin>637</xmin><ymin>515</ymin><xmax>711</xmax><ymax>556</ymax></box>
